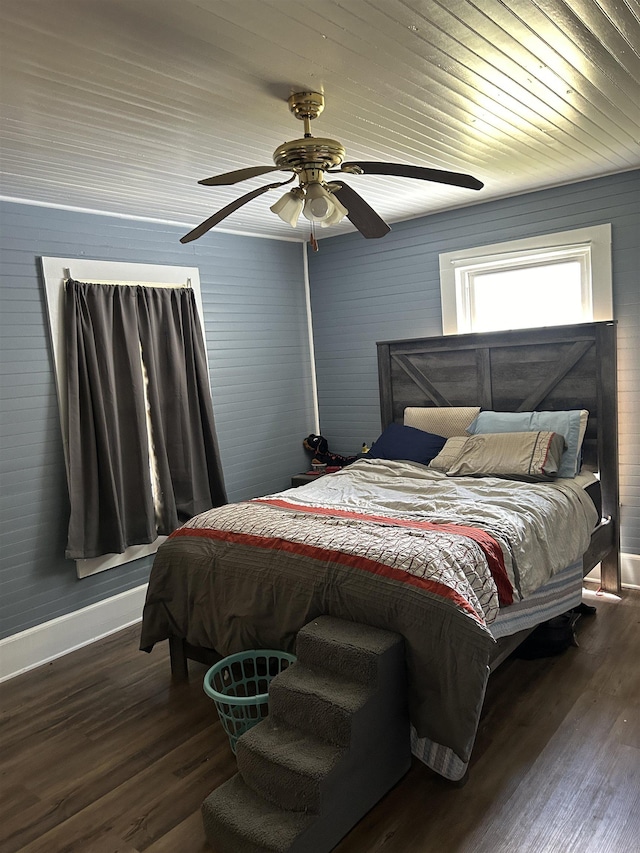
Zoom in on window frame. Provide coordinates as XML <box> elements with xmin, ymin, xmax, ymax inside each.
<box><xmin>439</xmin><ymin>224</ymin><xmax>613</xmax><ymax>335</ymax></box>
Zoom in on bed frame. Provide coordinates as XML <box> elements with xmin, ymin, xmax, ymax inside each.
<box><xmin>168</xmin><ymin>321</ymin><xmax>619</xmax><ymax>678</ymax></box>
<box><xmin>377</xmin><ymin>320</ymin><xmax>619</xmax><ymax>593</ymax></box>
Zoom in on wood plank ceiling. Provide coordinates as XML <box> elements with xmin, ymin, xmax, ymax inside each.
<box><xmin>0</xmin><ymin>0</ymin><xmax>638</xmax><ymax>241</ymax></box>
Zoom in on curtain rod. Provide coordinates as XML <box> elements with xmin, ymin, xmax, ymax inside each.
<box><xmin>62</xmin><ymin>270</ymin><xmax>191</xmax><ymax>288</ymax></box>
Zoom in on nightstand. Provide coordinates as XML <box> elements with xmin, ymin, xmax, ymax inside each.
<box><xmin>291</xmin><ymin>473</ymin><xmax>324</xmax><ymax>488</ymax></box>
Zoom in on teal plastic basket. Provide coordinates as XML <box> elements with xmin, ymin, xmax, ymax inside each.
<box><xmin>203</xmin><ymin>649</ymin><xmax>296</xmax><ymax>753</ymax></box>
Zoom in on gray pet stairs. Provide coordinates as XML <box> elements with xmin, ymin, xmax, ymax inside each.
<box><xmin>202</xmin><ymin>615</ymin><xmax>411</xmax><ymax>853</ymax></box>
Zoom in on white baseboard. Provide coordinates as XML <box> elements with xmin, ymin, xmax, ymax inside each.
<box><xmin>585</xmin><ymin>552</ymin><xmax>640</xmax><ymax>590</ymax></box>
<box><xmin>0</xmin><ymin>584</ymin><xmax>148</xmax><ymax>683</ymax></box>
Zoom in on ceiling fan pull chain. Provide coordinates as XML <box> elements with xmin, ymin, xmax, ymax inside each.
<box><xmin>309</xmin><ymin>224</ymin><xmax>319</xmax><ymax>252</ymax></box>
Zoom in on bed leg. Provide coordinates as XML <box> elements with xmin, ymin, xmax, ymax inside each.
<box><xmin>599</xmin><ymin>550</ymin><xmax>621</xmax><ymax>595</ymax></box>
<box><xmin>169</xmin><ymin>637</ymin><xmax>189</xmax><ymax>681</ymax></box>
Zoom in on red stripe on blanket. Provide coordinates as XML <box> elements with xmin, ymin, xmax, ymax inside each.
<box><xmin>253</xmin><ymin>498</ymin><xmax>513</xmax><ymax>606</ymax></box>
<box><xmin>170</xmin><ymin>526</ymin><xmax>485</xmax><ymax>624</ymax></box>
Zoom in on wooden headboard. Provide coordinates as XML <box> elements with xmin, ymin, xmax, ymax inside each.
<box><xmin>377</xmin><ymin>321</ymin><xmax>620</xmax><ymax>592</ymax></box>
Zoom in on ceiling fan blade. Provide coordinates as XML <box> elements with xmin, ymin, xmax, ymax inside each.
<box><xmin>330</xmin><ymin>181</ymin><xmax>391</xmax><ymax>239</ymax></box>
<box><xmin>198</xmin><ymin>166</ymin><xmax>282</xmax><ymax>186</ymax></box>
<box><xmin>180</xmin><ymin>183</ymin><xmax>282</xmax><ymax>243</ymax></box>
<box><xmin>342</xmin><ymin>161</ymin><xmax>484</xmax><ymax>191</ymax></box>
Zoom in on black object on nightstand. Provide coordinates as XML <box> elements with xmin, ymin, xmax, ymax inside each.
<box><xmin>291</xmin><ymin>473</ymin><xmax>324</xmax><ymax>488</ymax></box>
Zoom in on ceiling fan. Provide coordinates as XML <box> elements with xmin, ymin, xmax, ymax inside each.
<box><xmin>180</xmin><ymin>92</ymin><xmax>483</xmax><ymax>244</ymax></box>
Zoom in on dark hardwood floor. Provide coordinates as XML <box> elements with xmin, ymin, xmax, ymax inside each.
<box><xmin>2</xmin><ymin>585</ymin><xmax>639</xmax><ymax>853</ymax></box>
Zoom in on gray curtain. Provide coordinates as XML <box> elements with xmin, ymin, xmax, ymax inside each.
<box><xmin>64</xmin><ymin>280</ymin><xmax>226</xmax><ymax>560</ymax></box>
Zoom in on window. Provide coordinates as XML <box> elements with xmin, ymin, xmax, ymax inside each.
<box><xmin>439</xmin><ymin>224</ymin><xmax>612</xmax><ymax>335</ymax></box>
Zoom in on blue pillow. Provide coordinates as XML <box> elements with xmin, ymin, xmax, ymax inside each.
<box><xmin>368</xmin><ymin>423</ymin><xmax>447</xmax><ymax>464</ymax></box>
<box><xmin>467</xmin><ymin>410</ymin><xmax>586</xmax><ymax>478</ymax></box>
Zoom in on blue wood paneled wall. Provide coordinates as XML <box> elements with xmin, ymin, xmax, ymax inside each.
<box><xmin>308</xmin><ymin>171</ymin><xmax>640</xmax><ymax>556</ymax></box>
<box><xmin>1</xmin><ymin>170</ymin><xmax>637</xmax><ymax>641</ymax></box>
<box><xmin>0</xmin><ymin>202</ymin><xmax>314</xmax><ymax>639</ymax></box>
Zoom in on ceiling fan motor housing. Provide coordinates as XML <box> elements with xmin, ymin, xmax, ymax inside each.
<box><xmin>272</xmin><ymin>137</ymin><xmax>346</xmax><ymax>175</ymax></box>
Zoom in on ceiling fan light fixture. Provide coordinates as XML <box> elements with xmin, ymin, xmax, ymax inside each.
<box><xmin>270</xmin><ymin>187</ymin><xmax>304</xmax><ymax>227</ymax></box>
<box><xmin>302</xmin><ymin>182</ymin><xmax>347</xmax><ymax>224</ymax></box>
<box><xmin>320</xmin><ymin>191</ymin><xmax>349</xmax><ymax>227</ymax></box>
<box><xmin>302</xmin><ymin>182</ymin><xmax>331</xmax><ymax>221</ymax></box>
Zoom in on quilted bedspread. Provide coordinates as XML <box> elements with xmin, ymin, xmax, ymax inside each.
<box><xmin>140</xmin><ymin>458</ymin><xmax>597</xmax><ymax>763</ymax></box>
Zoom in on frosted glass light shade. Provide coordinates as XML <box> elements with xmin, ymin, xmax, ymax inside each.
<box><xmin>270</xmin><ymin>189</ymin><xmax>304</xmax><ymax>227</ymax></box>
<box><xmin>320</xmin><ymin>193</ymin><xmax>348</xmax><ymax>227</ymax></box>
<box><xmin>302</xmin><ymin>183</ymin><xmax>348</xmax><ymax>225</ymax></box>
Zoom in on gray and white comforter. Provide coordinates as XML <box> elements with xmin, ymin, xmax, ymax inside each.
<box><xmin>140</xmin><ymin>458</ymin><xmax>597</xmax><ymax>763</ymax></box>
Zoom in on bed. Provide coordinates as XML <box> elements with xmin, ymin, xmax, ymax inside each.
<box><xmin>140</xmin><ymin>321</ymin><xmax>619</xmax><ymax>781</ymax></box>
